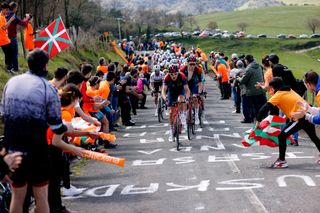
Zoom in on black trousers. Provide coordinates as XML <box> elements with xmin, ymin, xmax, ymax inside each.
<box><xmin>48</xmin><ymin>146</ymin><xmax>65</xmax><ymax>212</ymax></box>
<box><xmin>119</xmin><ymin>96</ymin><xmax>132</xmax><ymax>123</ymax></box>
<box><xmin>279</xmin><ymin>118</ymin><xmax>320</xmax><ymax>160</ymax></box>
<box><xmin>1</xmin><ymin>43</ymin><xmax>13</xmax><ymax>70</ymax></box>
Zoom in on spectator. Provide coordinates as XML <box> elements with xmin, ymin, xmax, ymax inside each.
<box><xmin>6</xmin><ymin>2</ymin><xmax>31</xmax><ymax>72</ymax></box>
<box><xmin>0</xmin><ymin>150</ymin><xmax>22</xmax><ymax>179</ymax></box>
<box><xmin>0</xmin><ymin>48</ymin><xmax>67</xmax><ymax>213</ymax></box>
<box><xmin>96</xmin><ymin>57</ymin><xmax>108</xmax><ymax>74</ymax></box>
<box><xmin>118</xmin><ymin>75</ymin><xmax>135</xmax><ymax>126</ymax></box>
<box><xmin>240</xmin><ymin>55</ymin><xmax>266</xmax><ymax>122</ymax></box>
<box><xmin>0</xmin><ymin>2</ymin><xmax>15</xmax><ymax>72</ymax></box>
<box><xmin>49</xmin><ymin>67</ymin><xmax>69</xmax><ymax>89</ymax></box>
<box><xmin>137</xmin><ymin>73</ymin><xmax>148</xmax><ymax>109</ymax></box>
<box><xmin>24</xmin><ymin>13</ymin><xmax>35</xmax><ymax>51</ymax></box>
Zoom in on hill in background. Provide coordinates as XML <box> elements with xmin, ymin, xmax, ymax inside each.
<box><xmin>194</xmin><ymin>6</ymin><xmax>320</xmax><ymax>35</ymax></box>
<box><xmin>102</xmin><ymin>0</ymin><xmax>319</xmax><ymax>14</ymax></box>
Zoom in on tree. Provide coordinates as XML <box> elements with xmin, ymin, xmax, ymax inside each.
<box><xmin>185</xmin><ymin>16</ymin><xmax>197</xmax><ymax>31</ymax></box>
<box><xmin>237</xmin><ymin>22</ymin><xmax>248</xmax><ymax>32</ymax></box>
<box><xmin>307</xmin><ymin>18</ymin><xmax>320</xmax><ymax>34</ymax></box>
<box><xmin>207</xmin><ymin>21</ymin><xmax>218</xmax><ymax>30</ymax></box>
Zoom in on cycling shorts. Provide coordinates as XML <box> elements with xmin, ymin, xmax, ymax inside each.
<box><xmin>167</xmin><ymin>90</ymin><xmax>185</xmax><ymax>107</ymax></box>
<box><xmin>153</xmin><ymin>81</ymin><xmax>163</xmax><ymax>93</ymax></box>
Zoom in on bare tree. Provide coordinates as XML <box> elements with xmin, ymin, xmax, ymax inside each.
<box><xmin>185</xmin><ymin>16</ymin><xmax>197</xmax><ymax>31</ymax></box>
<box><xmin>207</xmin><ymin>21</ymin><xmax>218</xmax><ymax>30</ymax></box>
<box><xmin>237</xmin><ymin>22</ymin><xmax>248</xmax><ymax>32</ymax></box>
<box><xmin>307</xmin><ymin>18</ymin><xmax>320</xmax><ymax>34</ymax></box>
<box><xmin>174</xmin><ymin>11</ymin><xmax>185</xmax><ymax>35</ymax></box>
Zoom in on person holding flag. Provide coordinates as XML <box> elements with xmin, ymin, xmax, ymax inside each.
<box><xmin>256</xmin><ymin>77</ymin><xmax>320</xmax><ymax>168</ymax></box>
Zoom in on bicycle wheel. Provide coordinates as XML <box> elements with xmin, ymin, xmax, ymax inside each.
<box><xmin>161</xmin><ymin>98</ymin><xmax>165</xmax><ymax>120</ymax></box>
<box><xmin>175</xmin><ymin>116</ymin><xmax>180</xmax><ymax>151</ymax></box>
<box><xmin>199</xmin><ymin>109</ymin><xmax>203</xmax><ymax>128</ymax></box>
<box><xmin>199</xmin><ymin>99</ymin><xmax>204</xmax><ymax>128</ymax></box>
<box><xmin>191</xmin><ymin>108</ymin><xmax>196</xmax><ymax>135</ymax></box>
<box><xmin>187</xmin><ymin>107</ymin><xmax>192</xmax><ymax>140</ymax></box>
<box><xmin>157</xmin><ymin>97</ymin><xmax>162</xmax><ymax>123</ymax></box>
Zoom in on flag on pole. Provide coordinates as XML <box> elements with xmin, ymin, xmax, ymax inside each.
<box><xmin>34</xmin><ymin>16</ymin><xmax>73</xmax><ymax>58</ymax></box>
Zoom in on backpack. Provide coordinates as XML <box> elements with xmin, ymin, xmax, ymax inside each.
<box><xmin>273</xmin><ymin>65</ymin><xmax>299</xmax><ymax>94</ymax></box>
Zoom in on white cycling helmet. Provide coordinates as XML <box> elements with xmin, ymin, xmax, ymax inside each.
<box><xmin>153</xmin><ymin>65</ymin><xmax>161</xmax><ymax>72</ymax></box>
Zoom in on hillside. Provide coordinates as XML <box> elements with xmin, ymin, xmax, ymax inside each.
<box><xmin>102</xmin><ymin>0</ymin><xmax>318</xmax><ymax>13</ymax></box>
<box><xmin>195</xmin><ymin>6</ymin><xmax>320</xmax><ymax>35</ymax></box>
<box><xmin>281</xmin><ymin>0</ymin><xmax>320</xmax><ymax>5</ymax></box>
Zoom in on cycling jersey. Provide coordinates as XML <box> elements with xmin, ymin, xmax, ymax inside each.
<box><xmin>150</xmin><ymin>71</ymin><xmax>165</xmax><ymax>83</ymax></box>
<box><xmin>180</xmin><ymin>65</ymin><xmax>202</xmax><ymax>94</ymax></box>
<box><xmin>164</xmin><ymin>73</ymin><xmax>187</xmax><ymax>106</ymax></box>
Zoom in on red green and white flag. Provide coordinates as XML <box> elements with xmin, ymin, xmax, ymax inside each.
<box><xmin>34</xmin><ymin>17</ymin><xmax>73</xmax><ymax>58</ymax></box>
<box><xmin>242</xmin><ymin>115</ymin><xmax>296</xmax><ymax>147</ymax></box>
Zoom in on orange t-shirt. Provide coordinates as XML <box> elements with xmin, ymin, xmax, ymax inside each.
<box><xmin>83</xmin><ymin>87</ymin><xmax>100</xmax><ymax>113</ymax></box>
<box><xmin>264</xmin><ymin>67</ymin><xmax>273</xmax><ymax>87</ymax></box>
<box><xmin>269</xmin><ymin>89</ymin><xmax>306</xmax><ymax>121</ymax></box>
<box><xmin>99</xmin><ymin>80</ymin><xmax>110</xmax><ymax>100</ymax></box>
<box><xmin>201</xmin><ymin>52</ymin><xmax>208</xmax><ymax>62</ymax></box>
<box><xmin>24</xmin><ymin>23</ymin><xmax>34</xmax><ymax>50</ymax></box>
<box><xmin>142</xmin><ymin>64</ymin><xmax>149</xmax><ymax>74</ymax></box>
<box><xmin>47</xmin><ymin>107</ymin><xmax>74</xmax><ymax>145</ymax></box>
<box><xmin>217</xmin><ymin>64</ymin><xmax>229</xmax><ymax>83</ymax></box>
<box><xmin>0</xmin><ymin>15</ymin><xmax>10</xmax><ymax>46</ymax></box>
<box><xmin>96</xmin><ymin>65</ymin><xmax>108</xmax><ymax>74</ymax></box>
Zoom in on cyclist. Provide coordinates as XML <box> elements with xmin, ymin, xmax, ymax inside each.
<box><xmin>150</xmin><ymin>65</ymin><xmax>165</xmax><ymax>116</ymax></box>
<box><xmin>162</xmin><ymin>64</ymin><xmax>190</xmax><ymax>142</ymax></box>
<box><xmin>180</xmin><ymin>55</ymin><xmax>204</xmax><ymax>125</ymax></box>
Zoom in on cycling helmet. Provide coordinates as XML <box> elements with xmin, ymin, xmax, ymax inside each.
<box><xmin>153</xmin><ymin>65</ymin><xmax>161</xmax><ymax>72</ymax></box>
<box><xmin>187</xmin><ymin>55</ymin><xmax>197</xmax><ymax>63</ymax></box>
<box><xmin>168</xmin><ymin>64</ymin><xmax>179</xmax><ymax>73</ymax></box>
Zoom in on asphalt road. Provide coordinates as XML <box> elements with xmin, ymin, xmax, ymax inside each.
<box><xmin>65</xmin><ymin>76</ymin><xmax>320</xmax><ymax>213</ymax></box>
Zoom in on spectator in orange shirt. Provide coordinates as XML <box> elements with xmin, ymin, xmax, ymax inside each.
<box><xmin>96</xmin><ymin>57</ymin><xmax>108</xmax><ymax>74</ymax></box>
<box><xmin>217</xmin><ymin>60</ymin><xmax>230</xmax><ymax>100</ymax></box>
<box><xmin>24</xmin><ymin>13</ymin><xmax>34</xmax><ymax>51</ymax></box>
<box><xmin>0</xmin><ymin>2</ymin><xmax>15</xmax><ymax>72</ymax></box>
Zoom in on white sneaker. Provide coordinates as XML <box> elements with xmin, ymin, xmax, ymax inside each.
<box><xmin>165</xmin><ymin>110</ymin><xmax>169</xmax><ymax>116</ymax></box>
<box><xmin>62</xmin><ymin>185</ymin><xmax>83</xmax><ymax>197</ymax></box>
<box><xmin>180</xmin><ymin>112</ymin><xmax>187</xmax><ymax>125</ymax></box>
<box><xmin>195</xmin><ymin>114</ymin><xmax>200</xmax><ymax>125</ymax></box>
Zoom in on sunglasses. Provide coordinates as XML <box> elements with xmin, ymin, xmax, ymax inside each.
<box><xmin>189</xmin><ymin>63</ymin><xmax>196</xmax><ymax>66</ymax></box>
<box><xmin>169</xmin><ymin>73</ymin><xmax>178</xmax><ymax>77</ymax></box>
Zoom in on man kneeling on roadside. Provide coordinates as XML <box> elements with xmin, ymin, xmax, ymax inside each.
<box><xmin>256</xmin><ymin>77</ymin><xmax>320</xmax><ymax>168</ymax></box>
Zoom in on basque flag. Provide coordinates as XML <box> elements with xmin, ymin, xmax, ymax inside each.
<box><xmin>242</xmin><ymin>115</ymin><xmax>296</xmax><ymax>147</ymax></box>
<box><xmin>34</xmin><ymin>17</ymin><xmax>73</xmax><ymax>58</ymax></box>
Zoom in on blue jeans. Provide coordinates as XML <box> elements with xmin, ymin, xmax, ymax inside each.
<box><xmin>242</xmin><ymin>94</ymin><xmax>253</xmax><ymax>122</ymax></box>
<box><xmin>10</xmin><ymin>38</ymin><xmax>18</xmax><ymax>70</ymax></box>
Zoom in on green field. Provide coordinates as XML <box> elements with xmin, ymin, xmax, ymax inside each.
<box><xmin>195</xmin><ymin>6</ymin><xmax>320</xmax><ymax>36</ymax></box>
<box><xmin>174</xmin><ymin>38</ymin><xmax>320</xmax><ymax>79</ymax></box>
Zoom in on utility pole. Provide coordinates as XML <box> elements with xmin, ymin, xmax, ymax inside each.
<box><xmin>116</xmin><ymin>17</ymin><xmax>123</xmax><ymax>41</ymax></box>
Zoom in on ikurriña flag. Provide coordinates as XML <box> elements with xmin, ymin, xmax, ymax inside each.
<box><xmin>242</xmin><ymin>115</ymin><xmax>296</xmax><ymax>147</ymax></box>
<box><xmin>34</xmin><ymin>16</ymin><xmax>73</xmax><ymax>59</ymax></box>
